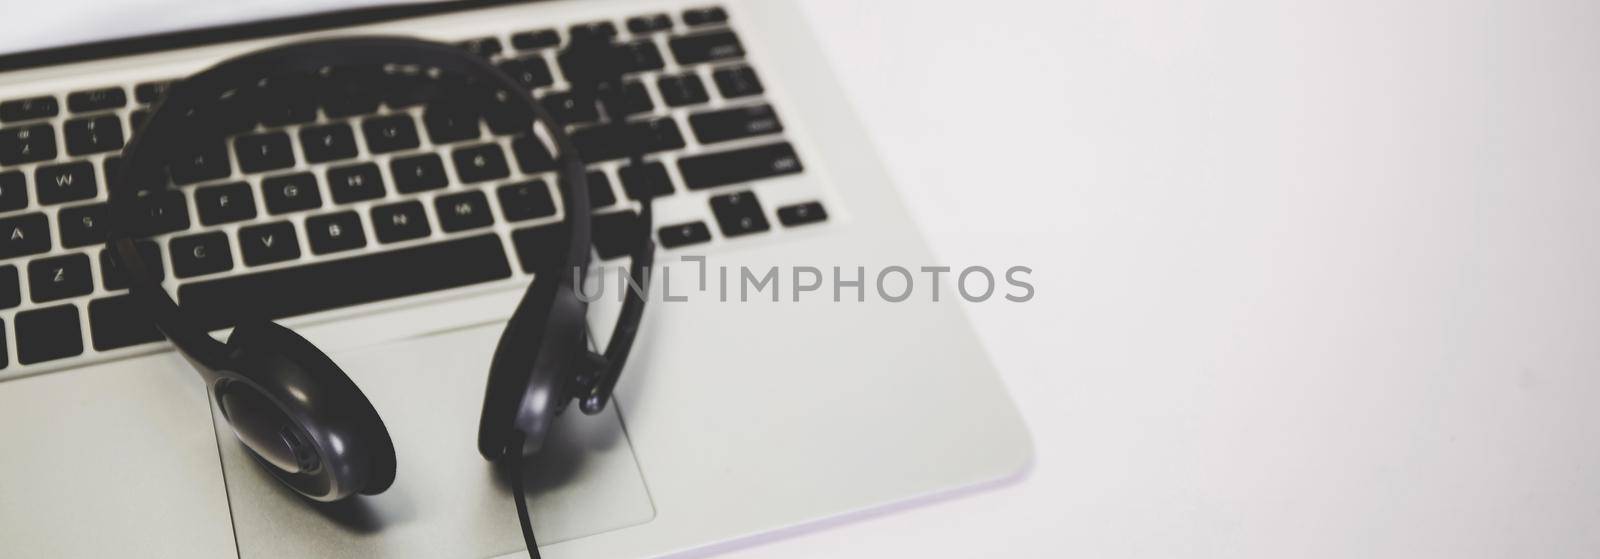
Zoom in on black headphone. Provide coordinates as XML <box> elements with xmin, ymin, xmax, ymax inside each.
<box><xmin>108</xmin><ymin>36</ymin><xmax>654</xmax><ymax>554</ymax></box>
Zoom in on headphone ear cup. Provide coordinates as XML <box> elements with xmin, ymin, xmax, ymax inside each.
<box><xmin>222</xmin><ymin>321</ymin><xmax>397</xmax><ymax>499</ymax></box>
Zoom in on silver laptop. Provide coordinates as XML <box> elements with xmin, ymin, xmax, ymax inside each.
<box><xmin>0</xmin><ymin>1</ymin><xmax>1031</xmax><ymax>556</ymax></box>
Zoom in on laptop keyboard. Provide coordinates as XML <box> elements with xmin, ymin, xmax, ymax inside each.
<box><xmin>0</xmin><ymin>5</ymin><xmax>828</xmax><ymax>373</ymax></box>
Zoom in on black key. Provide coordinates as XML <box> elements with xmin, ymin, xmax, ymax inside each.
<box><xmin>63</xmin><ymin>115</ymin><xmax>125</xmax><ymax>156</ymax></box>
<box><xmin>16</xmin><ymin>304</ymin><xmax>83</xmax><ymax>364</ymax></box>
<box><xmin>305</xmin><ymin>211</ymin><xmax>366</xmax><ymax>254</ymax></box>
<box><xmin>570</xmin><ymin>21</ymin><xmax>619</xmax><ymax>41</ymax></box>
<box><xmin>679</xmin><ymin>142</ymin><xmax>803</xmax><ymax>190</ymax></box>
<box><xmin>712</xmin><ymin>65</ymin><xmax>764</xmax><ymax>98</ymax></box>
<box><xmin>658</xmin><ymin>221</ymin><xmax>711</xmax><ymax>248</ymax></box>
<box><xmin>511</xmin><ymin>224</ymin><xmax>565</xmax><ymax>273</ymax></box>
<box><xmin>0</xmin><ymin>213</ymin><xmax>50</xmax><ymax>260</ymax></box>
<box><xmin>67</xmin><ymin>87</ymin><xmax>126</xmax><ymax>113</ymax></box>
<box><xmin>627</xmin><ymin>13</ymin><xmax>673</xmax><ymax>33</ymax></box>
<box><xmin>512</xmin><ymin>135</ymin><xmax>556</xmax><ymax>173</ymax></box>
<box><xmin>619</xmin><ymin>162</ymin><xmax>674</xmax><ymax>200</ymax></box>
<box><xmin>34</xmin><ymin>161</ymin><xmax>97</xmax><ymax>205</ymax></box>
<box><xmin>28</xmin><ymin>254</ymin><xmax>93</xmax><ymax>302</ymax></box>
<box><xmin>0</xmin><ymin>96</ymin><xmax>58</xmax><ymax>122</ymax></box>
<box><xmin>498</xmin><ymin>56</ymin><xmax>554</xmax><ymax>89</ymax></box>
<box><xmin>457</xmin><ymin>37</ymin><xmax>504</xmax><ymax>59</ymax></box>
<box><xmin>709</xmin><ymin>190</ymin><xmax>770</xmax><ymax>237</ymax></box>
<box><xmin>101</xmin><ymin>156</ymin><xmax>122</xmax><ymax>187</ymax></box>
<box><xmin>238</xmin><ymin>222</ymin><xmax>301</xmax><ymax>266</ymax></box>
<box><xmin>299</xmin><ymin>123</ymin><xmax>359</xmax><ymax>163</ymax></box>
<box><xmin>0</xmin><ymin>265</ymin><xmax>17</xmax><ymax>308</ymax></box>
<box><xmin>0</xmin><ymin>171</ymin><xmax>27</xmax><ymax>212</ymax></box>
<box><xmin>657</xmin><ymin>73</ymin><xmax>710</xmax><ymax>107</ymax></box>
<box><xmin>511</xmin><ymin>29</ymin><xmax>560</xmax><ymax>51</ymax></box>
<box><xmin>89</xmin><ymin>295</ymin><xmax>163</xmax><ymax>350</ymax></box>
<box><xmin>129</xmin><ymin>109</ymin><xmax>150</xmax><ymax>131</ymax></box>
<box><xmin>0</xmin><ymin>124</ymin><xmax>57</xmax><ymax>165</ymax></box>
<box><xmin>777</xmin><ymin>201</ymin><xmax>828</xmax><ymax>226</ymax></box>
<box><xmin>452</xmin><ymin>143</ymin><xmax>510</xmax><ymax>183</ymax></box>
<box><xmin>262</xmin><ymin>172</ymin><xmax>322</xmax><ymax>214</ymax></box>
<box><xmin>484</xmin><ymin>89</ymin><xmax>534</xmax><ymax>135</ymax></box>
<box><xmin>134</xmin><ymin>81</ymin><xmax>171</xmax><ymax>104</ymax></box>
<box><xmin>124</xmin><ymin>191</ymin><xmax>190</xmax><ymax>235</ymax></box>
<box><xmin>571</xmin><ymin>118</ymin><xmax>685</xmax><ymax>163</ymax></box>
<box><xmin>669</xmin><ymin>30</ymin><xmax>744</xmax><ymax>64</ymax></box>
<box><xmin>683</xmin><ymin>6</ymin><xmax>729</xmax><ymax>26</ymax></box>
<box><xmin>168</xmin><ymin>142</ymin><xmax>231</xmax><ymax>185</ymax></box>
<box><xmin>434</xmin><ymin>191</ymin><xmax>494</xmax><ymax>232</ymax></box>
<box><xmin>587</xmin><ymin>171</ymin><xmax>618</xmax><ymax>208</ymax></box>
<box><xmin>371</xmin><ymin>201</ymin><xmax>430</xmax><ymax>243</ymax></box>
<box><xmin>361</xmin><ymin>115</ymin><xmax>420</xmax><ymax>154</ymax></box>
<box><xmin>391</xmin><ymin>154</ymin><xmax>448</xmax><ymax>193</ymax></box>
<box><xmin>690</xmin><ymin>104</ymin><xmax>782</xmax><ymax>144</ymax></box>
<box><xmin>327</xmin><ymin>163</ymin><xmax>385</xmax><ymax>204</ymax></box>
<box><xmin>619</xmin><ymin>40</ymin><xmax>665</xmax><ymax>72</ymax></box>
<box><xmin>614</xmin><ymin>81</ymin><xmax>655</xmax><ymax>115</ymax></box>
<box><xmin>235</xmin><ymin>132</ymin><xmax>296</xmax><ymax>173</ymax></box>
<box><xmin>170</xmin><ymin>232</ymin><xmax>234</xmax><ymax>278</ymax></box>
<box><xmin>497</xmin><ymin>180</ymin><xmax>556</xmax><ymax>222</ymax></box>
<box><xmin>99</xmin><ymin>241</ymin><xmax>162</xmax><ymax>290</ymax></box>
<box><xmin>179</xmin><ymin>234</ymin><xmax>512</xmax><ymax>330</ymax></box>
<box><xmin>423</xmin><ymin>104</ymin><xmax>481</xmax><ymax>144</ymax></box>
<box><xmin>592</xmin><ymin>210</ymin><xmax>646</xmax><ymax>260</ymax></box>
<box><xmin>540</xmin><ymin>91</ymin><xmax>600</xmax><ymax>124</ymax></box>
<box><xmin>58</xmin><ymin>203</ymin><xmax>109</xmax><ymax>248</ymax></box>
<box><xmin>195</xmin><ymin>181</ymin><xmax>257</xmax><ymax>225</ymax></box>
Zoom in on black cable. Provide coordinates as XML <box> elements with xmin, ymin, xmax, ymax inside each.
<box><xmin>508</xmin><ymin>433</ymin><xmax>542</xmax><ymax>559</ymax></box>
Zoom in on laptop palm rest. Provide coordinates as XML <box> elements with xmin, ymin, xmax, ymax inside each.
<box><xmin>218</xmin><ymin>322</ymin><xmax>656</xmax><ymax>558</ymax></box>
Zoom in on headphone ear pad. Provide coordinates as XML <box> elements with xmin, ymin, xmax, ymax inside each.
<box><xmin>224</xmin><ymin>321</ymin><xmax>398</xmax><ymax>499</ymax></box>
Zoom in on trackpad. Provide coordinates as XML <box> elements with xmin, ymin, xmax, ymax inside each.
<box><xmin>219</xmin><ymin>323</ymin><xmax>655</xmax><ymax>558</ymax></box>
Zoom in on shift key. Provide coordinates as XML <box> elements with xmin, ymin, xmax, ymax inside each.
<box><xmin>677</xmin><ymin>142</ymin><xmax>803</xmax><ymax>190</ymax></box>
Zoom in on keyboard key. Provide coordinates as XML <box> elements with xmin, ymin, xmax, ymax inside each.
<box><xmin>593</xmin><ymin>210</ymin><xmax>646</xmax><ymax>260</ymax></box>
<box><xmin>498</xmin><ymin>56</ymin><xmax>554</xmax><ymax>89</ymax></box>
<box><xmin>510</xmin><ymin>224</ymin><xmax>564</xmax><ymax>274</ymax></box>
<box><xmin>262</xmin><ymin>172</ymin><xmax>322</xmax><ymax>214</ymax></box>
<box><xmin>0</xmin><ymin>171</ymin><xmax>27</xmax><ymax>212</ymax></box>
<box><xmin>619</xmin><ymin>161</ymin><xmax>674</xmax><ymax>200</ymax></box>
<box><xmin>457</xmin><ymin>37</ymin><xmax>504</xmax><ymax>59</ymax></box>
<box><xmin>657</xmin><ymin>73</ymin><xmax>710</xmax><ymax>107</ymax></box>
<box><xmin>777</xmin><ymin>201</ymin><xmax>828</xmax><ymax>226</ymax></box>
<box><xmin>179</xmin><ymin>234</ymin><xmax>512</xmax><ymax>330</ymax></box>
<box><xmin>124</xmin><ymin>190</ymin><xmax>191</xmax><ymax>235</ymax></box>
<box><xmin>570</xmin><ymin>21</ymin><xmax>619</xmax><ymax>41</ymax></box>
<box><xmin>627</xmin><ymin>13</ymin><xmax>673</xmax><ymax>33</ymax></box>
<box><xmin>35</xmin><ymin>161</ymin><xmax>97</xmax><ymax>205</ymax></box>
<box><xmin>588</xmin><ymin>171</ymin><xmax>618</xmax><ymax>208</ymax></box>
<box><xmin>28</xmin><ymin>253</ymin><xmax>93</xmax><ymax>302</ymax></box>
<box><xmin>678</xmin><ymin>142</ymin><xmax>803</xmax><ymax>190</ymax></box>
<box><xmin>512</xmin><ymin>135</ymin><xmax>556</xmax><ymax>173</ymax></box>
<box><xmin>16</xmin><ymin>304</ymin><xmax>83</xmax><ymax>364</ymax></box>
<box><xmin>169</xmin><ymin>142</ymin><xmax>231</xmax><ymax>185</ymax></box>
<box><xmin>391</xmin><ymin>153</ymin><xmax>448</xmax><ymax>193</ymax></box>
<box><xmin>101</xmin><ymin>156</ymin><xmax>122</xmax><ymax>187</ymax></box>
<box><xmin>423</xmin><ymin>104</ymin><xmax>481</xmax><ymax>145</ymax></box>
<box><xmin>0</xmin><ymin>124</ymin><xmax>57</xmax><ymax>165</ymax></box>
<box><xmin>58</xmin><ymin>203</ymin><xmax>108</xmax><ymax>248</ymax></box>
<box><xmin>619</xmin><ymin>40</ymin><xmax>666</xmax><ymax>73</ymax></box>
<box><xmin>571</xmin><ymin>118</ymin><xmax>685</xmax><ymax>162</ymax></box>
<box><xmin>305</xmin><ymin>211</ymin><xmax>366</xmax><ymax>254</ymax></box>
<box><xmin>712</xmin><ymin>65</ymin><xmax>764</xmax><ymax>98</ymax></box>
<box><xmin>134</xmin><ymin>81</ymin><xmax>171</xmax><ymax>104</ymax></box>
<box><xmin>511</xmin><ymin>29</ymin><xmax>560</xmax><ymax>51</ymax></box>
<box><xmin>99</xmin><ymin>241</ymin><xmax>162</xmax><ymax>290</ymax></box>
<box><xmin>484</xmin><ymin>89</ymin><xmax>534</xmax><ymax>135</ymax></box>
<box><xmin>238</xmin><ymin>222</ymin><xmax>301</xmax><ymax>266</ymax></box>
<box><xmin>708</xmin><ymin>190</ymin><xmax>770</xmax><ymax>237</ymax></box>
<box><xmin>0</xmin><ymin>96</ymin><xmax>58</xmax><ymax>122</ymax></box>
<box><xmin>371</xmin><ymin>201</ymin><xmax>430</xmax><ymax>243</ymax></box>
<box><xmin>235</xmin><ymin>132</ymin><xmax>296</xmax><ymax>173</ymax></box>
<box><xmin>540</xmin><ymin>91</ymin><xmax>600</xmax><ymax>124</ymax></box>
<box><xmin>658</xmin><ymin>221</ymin><xmax>711</xmax><ymax>248</ymax></box>
<box><xmin>452</xmin><ymin>143</ymin><xmax>510</xmax><ymax>183</ymax></box>
<box><xmin>89</xmin><ymin>295</ymin><xmax>163</xmax><ymax>351</ymax></box>
<box><xmin>611</xmin><ymin>81</ymin><xmax>655</xmax><ymax>115</ymax></box>
<box><xmin>67</xmin><ymin>87</ymin><xmax>126</xmax><ymax>113</ymax></box>
<box><xmin>683</xmin><ymin>6</ymin><xmax>729</xmax><ymax>26</ymax></box>
<box><xmin>0</xmin><ymin>213</ymin><xmax>50</xmax><ymax>260</ymax></box>
<box><xmin>327</xmin><ymin>163</ymin><xmax>385</xmax><ymax>204</ymax></box>
<box><xmin>434</xmin><ymin>191</ymin><xmax>494</xmax><ymax>232</ymax></box>
<box><xmin>669</xmin><ymin>30</ymin><xmax>744</xmax><ymax>64</ymax></box>
<box><xmin>690</xmin><ymin>104</ymin><xmax>782</xmax><ymax>144</ymax></box>
<box><xmin>497</xmin><ymin>180</ymin><xmax>555</xmax><ymax>222</ymax></box>
<box><xmin>129</xmin><ymin>109</ymin><xmax>150</xmax><ymax>131</ymax></box>
<box><xmin>63</xmin><ymin>115</ymin><xmax>125</xmax><ymax>156</ymax></box>
<box><xmin>299</xmin><ymin>123</ymin><xmax>359</xmax><ymax>163</ymax></box>
<box><xmin>195</xmin><ymin>181</ymin><xmax>257</xmax><ymax>225</ymax></box>
<box><xmin>362</xmin><ymin>115</ymin><xmax>420</xmax><ymax>154</ymax></box>
<box><xmin>170</xmin><ymin>232</ymin><xmax>234</xmax><ymax>278</ymax></box>
<box><xmin>0</xmin><ymin>265</ymin><xmax>19</xmax><ymax>308</ymax></box>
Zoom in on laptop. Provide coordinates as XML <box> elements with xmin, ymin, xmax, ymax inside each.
<box><xmin>0</xmin><ymin>0</ymin><xmax>1031</xmax><ymax>556</ymax></box>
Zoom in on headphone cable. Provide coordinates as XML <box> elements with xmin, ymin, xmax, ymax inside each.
<box><xmin>509</xmin><ymin>432</ymin><xmax>543</xmax><ymax>559</ymax></box>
